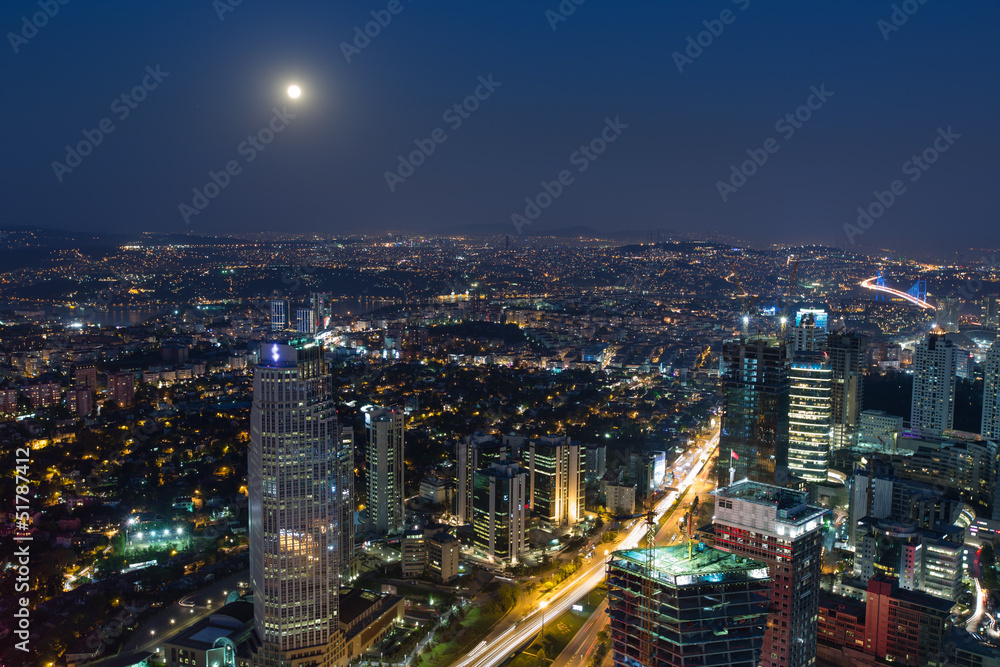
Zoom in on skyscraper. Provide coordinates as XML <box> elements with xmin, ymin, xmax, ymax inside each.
<box><xmin>473</xmin><ymin>460</ymin><xmax>527</xmax><ymax>565</ymax></box>
<box><xmin>982</xmin><ymin>296</ymin><xmax>1000</xmax><ymax>330</ymax></box>
<box><xmin>606</xmin><ymin>544</ymin><xmax>771</xmax><ymax>667</ymax></box>
<box><xmin>364</xmin><ymin>405</ymin><xmax>405</xmax><ymax>535</ymax></box>
<box><xmin>935</xmin><ymin>297</ymin><xmax>961</xmax><ymax>332</ymax></box>
<box><xmin>910</xmin><ymin>333</ymin><xmax>958</xmax><ymax>438</ymax></box>
<box><xmin>297</xmin><ymin>307</ymin><xmax>316</xmax><ymax>334</ymax></box>
<box><xmin>527</xmin><ymin>435</ymin><xmax>585</xmax><ymax>526</ymax></box>
<box><xmin>249</xmin><ymin>340</ymin><xmax>339</xmax><ymax>663</ymax></box>
<box><xmin>338</xmin><ymin>425</ymin><xmax>356</xmax><ymax>581</ymax></box>
<box><xmin>456</xmin><ymin>434</ymin><xmax>508</xmax><ymax>524</ymax></box>
<box><xmin>982</xmin><ymin>339</ymin><xmax>1000</xmax><ymax>440</ymax></box>
<box><xmin>717</xmin><ymin>337</ymin><xmax>791</xmax><ymax>488</ymax></box>
<box><xmin>827</xmin><ymin>332</ymin><xmax>867</xmax><ymax>450</ymax></box>
<box><xmin>787</xmin><ymin>351</ymin><xmax>832</xmax><ymax>483</ymax></box>
<box><xmin>792</xmin><ymin>310</ymin><xmax>826</xmax><ymax>352</ymax></box>
<box><xmin>270</xmin><ymin>299</ymin><xmax>287</xmax><ymax>332</ymax></box>
<box><xmin>713</xmin><ymin>481</ymin><xmax>828</xmax><ymax>667</ymax></box>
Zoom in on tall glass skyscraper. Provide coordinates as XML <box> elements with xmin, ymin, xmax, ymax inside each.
<box><xmin>249</xmin><ymin>340</ymin><xmax>339</xmax><ymax>664</ymax></box>
<box><xmin>827</xmin><ymin>332</ymin><xmax>867</xmax><ymax>450</ymax></box>
<box><xmin>981</xmin><ymin>339</ymin><xmax>1000</xmax><ymax>441</ymax></box>
<box><xmin>717</xmin><ymin>337</ymin><xmax>791</xmax><ymax>488</ymax></box>
<box><xmin>788</xmin><ymin>351</ymin><xmax>832</xmax><ymax>483</ymax></box>
<box><xmin>364</xmin><ymin>405</ymin><xmax>405</xmax><ymax>536</ymax></box>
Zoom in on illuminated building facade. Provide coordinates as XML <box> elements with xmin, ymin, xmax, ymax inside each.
<box><xmin>527</xmin><ymin>436</ymin><xmax>585</xmax><ymax>526</ymax></box>
<box><xmin>910</xmin><ymin>333</ymin><xmax>958</xmax><ymax>438</ymax></box>
<box><xmin>472</xmin><ymin>460</ymin><xmax>527</xmax><ymax>565</ymax></box>
<box><xmin>787</xmin><ymin>352</ymin><xmax>832</xmax><ymax>483</ymax></box>
<box><xmin>250</xmin><ymin>340</ymin><xmax>340</xmax><ymax>665</ymax></box>
<box><xmin>364</xmin><ymin>405</ymin><xmax>405</xmax><ymax>536</ymax></box>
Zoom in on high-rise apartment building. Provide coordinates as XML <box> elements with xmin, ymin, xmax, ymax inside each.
<box><xmin>788</xmin><ymin>351</ymin><xmax>832</xmax><ymax>483</ymax></box>
<box><xmin>364</xmin><ymin>405</ymin><xmax>405</xmax><ymax>536</ymax></box>
<box><xmin>982</xmin><ymin>296</ymin><xmax>1000</xmax><ymax>330</ymax></box>
<box><xmin>910</xmin><ymin>333</ymin><xmax>958</xmax><ymax>438</ymax></box>
<box><xmin>107</xmin><ymin>372</ymin><xmax>135</xmax><ymax>408</ymax></box>
<box><xmin>270</xmin><ymin>299</ymin><xmax>287</xmax><ymax>332</ymax></box>
<box><xmin>455</xmin><ymin>434</ymin><xmax>508</xmax><ymax>524</ymax></box>
<box><xmin>606</xmin><ymin>544</ymin><xmax>772</xmax><ymax>667</ymax></box>
<box><xmin>73</xmin><ymin>363</ymin><xmax>97</xmax><ymax>389</ymax></box>
<box><xmin>827</xmin><ymin>332</ymin><xmax>867</xmax><ymax>450</ymax></box>
<box><xmin>249</xmin><ymin>340</ymin><xmax>340</xmax><ymax>664</ymax></box>
<box><xmin>713</xmin><ymin>481</ymin><xmax>828</xmax><ymax>667</ymax></box>
<box><xmin>473</xmin><ymin>460</ymin><xmax>527</xmax><ymax>565</ymax></box>
<box><xmin>297</xmin><ymin>307</ymin><xmax>317</xmax><ymax>334</ymax></box>
<box><xmin>717</xmin><ymin>338</ymin><xmax>790</xmax><ymax>488</ymax></box>
<box><xmin>338</xmin><ymin>425</ymin><xmax>356</xmax><ymax>581</ymax></box>
<box><xmin>982</xmin><ymin>339</ymin><xmax>1000</xmax><ymax>440</ymax></box>
<box><xmin>526</xmin><ymin>436</ymin><xmax>585</xmax><ymax>527</ymax></box>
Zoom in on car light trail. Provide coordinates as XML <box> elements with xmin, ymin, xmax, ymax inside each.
<box><xmin>860</xmin><ymin>276</ymin><xmax>935</xmax><ymax>310</ymax></box>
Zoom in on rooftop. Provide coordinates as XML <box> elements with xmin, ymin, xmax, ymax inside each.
<box><xmin>613</xmin><ymin>544</ymin><xmax>769</xmax><ymax>587</ymax></box>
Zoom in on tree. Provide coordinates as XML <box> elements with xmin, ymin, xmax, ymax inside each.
<box><xmin>535</xmin><ymin>647</ymin><xmax>548</xmax><ymax>667</ymax></box>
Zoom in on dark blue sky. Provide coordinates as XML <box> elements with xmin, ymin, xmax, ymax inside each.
<box><xmin>2</xmin><ymin>0</ymin><xmax>998</xmax><ymax>251</ymax></box>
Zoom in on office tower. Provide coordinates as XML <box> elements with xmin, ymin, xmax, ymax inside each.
<box><xmin>791</xmin><ymin>313</ymin><xmax>824</xmax><ymax>353</ymax></box>
<box><xmin>787</xmin><ymin>351</ymin><xmax>832</xmax><ymax>483</ymax></box>
<box><xmin>310</xmin><ymin>292</ymin><xmax>326</xmax><ymax>326</ymax></box>
<box><xmin>338</xmin><ymin>425</ymin><xmax>356</xmax><ymax>581</ymax></box>
<box><xmin>858</xmin><ymin>410</ymin><xmax>904</xmax><ymax>452</ymax></box>
<box><xmin>586</xmin><ymin>443</ymin><xmax>607</xmax><ymax>483</ymax></box>
<box><xmin>910</xmin><ymin>333</ymin><xmax>958</xmax><ymax>438</ymax></box>
<box><xmin>249</xmin><ymin>341</ymin><xmax>339</xmax><ymax>663</ymax></box>
<box><xmin>270</xmin><ymin>299</ymin><xmax>287</xmax><ymax>331</ymax></box>
<box><xmin>526</xmin><ymin>436</ymin><xmax>585</xmax><ymax>527</ymax></box>
<box><xmin>983</xmin><ymin>339</ymin><xmax>1000</xmax><ymax>440</ymax></box>
<box><xmin>473</xmin><ymin>460</ymin><xmax>527</xmax><ymax>565</ymax></box>
<box><xmin>606</xmin><ymin>544</ymin><xmax>771</xmax><ymax>667</ymax></box>
<box><xmin>364</xmin><ymin>405</ymin><xmax>405</xmax><ymax>535</ymax></box>
<box><xmin>935</xmin><ymin>297</ymin><xmax>961</xmax><ymax>332</ymax></box>
<box><xmin>107</xmin><ymin>372</ymin><xmax>135</xmax><ymax>408</ymax></box>
<box><xmin>982</xmin><ymin>296</ymin><xmax>1000</xmax><ymax>330</ymax></box>
<box><xmin>456</xmin><ymin>434</ymin><xmax>508</xmax><ymax>524</ymax></box>
<box><xmin>713</xmin><ymin>481</ymin><xmax>828</xmax><ymax>667</ymax></box>
<box><xmin>717</xmin><ymin>338</ymin><xmax>791</xmax><ymax>488</ymax></box>
<box><xmin>297</xmin><ymin>308</ymin><xmax>316</xmax><ymax>334</ymax></box>
<box><xmin>827</xmin><ymin>332</ymin><xmax>867</xmax><ymax>450</ymax></box>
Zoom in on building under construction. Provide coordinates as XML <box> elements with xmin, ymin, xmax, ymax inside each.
<box><xmin>607</xmin><ymin>544</ymin><xmax>772</xmax><ymax>667</ymax></box>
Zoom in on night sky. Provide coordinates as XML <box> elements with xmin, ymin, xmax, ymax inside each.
<box><xmin>2</xmin><ymin>0</ymin><xmax>998</xmax><ymax>251</ymax></box>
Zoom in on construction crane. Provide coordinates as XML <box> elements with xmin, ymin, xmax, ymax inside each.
<box><xmin>612</xmin><ymin>510</ymin><xmax>658</xmax><ymax>667</ymax></box>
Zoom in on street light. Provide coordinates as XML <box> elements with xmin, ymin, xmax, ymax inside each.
<box><xmin>539</xmin><ymin>600</ymin><xmax>549</xmax><ymax>633</ymax></box>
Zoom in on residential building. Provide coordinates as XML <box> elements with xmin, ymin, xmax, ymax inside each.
<box><xmin>910</xmin><ymin>333</ymin><xmax>958</xmax><ymax>438</ymax></box>
<box><xmin>364</xmin><ymin>405</ymin><xmax>405</xmax><ymax>536</ymax></box>
<box><xmin>982</xmin><ymin>339</ymin><xmax>1000</xmax><ymax>441</ymax></box>
<box><xmin>858</xmin><ymin>410</ymin><xmax>904</xmax><ymax>452</ymax></box>
<box><xmin>713</xmin><ymin>480</ymin><xmax>828</xmax><ymax>667</ymax></box>
<box><xmin>106</xmin><ymin>372</ymin><xmax>134</xmax><ymax>408</ymax></box>
<box><xmin>605</xmin><ymin>484</ymin><xmax>636</xmax><ymax>516</ymax></box>
<box><xmin>270</xmin><ymin>299</ymin><xmax>287</xmax><ymax>331</ymax></box>
<box><xmin>827</xmin><ymin>332</ymin><xmax>867</xmax><ymax>450</ymax></box>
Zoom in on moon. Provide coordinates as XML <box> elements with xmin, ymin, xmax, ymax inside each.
<box><xmin>287</xmin><ymin>85</ymin><xmax>301</xmax><ymax>99</ymax></box>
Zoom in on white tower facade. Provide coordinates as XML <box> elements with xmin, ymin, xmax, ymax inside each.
<box><xmin>982</xmin><ymin>339</ymin><xmax>1000</xmax><ymax>440</ymax></box>
<box><xmin>364</xmin><ymin>405</ymin><xmax>405</xmax><ymax>535</ymax></box>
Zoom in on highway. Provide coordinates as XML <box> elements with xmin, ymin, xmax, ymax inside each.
<box><xmin>456</xmin><ymin>429</ymin><xmax>719</xmax><ymax>667</ymax></box>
